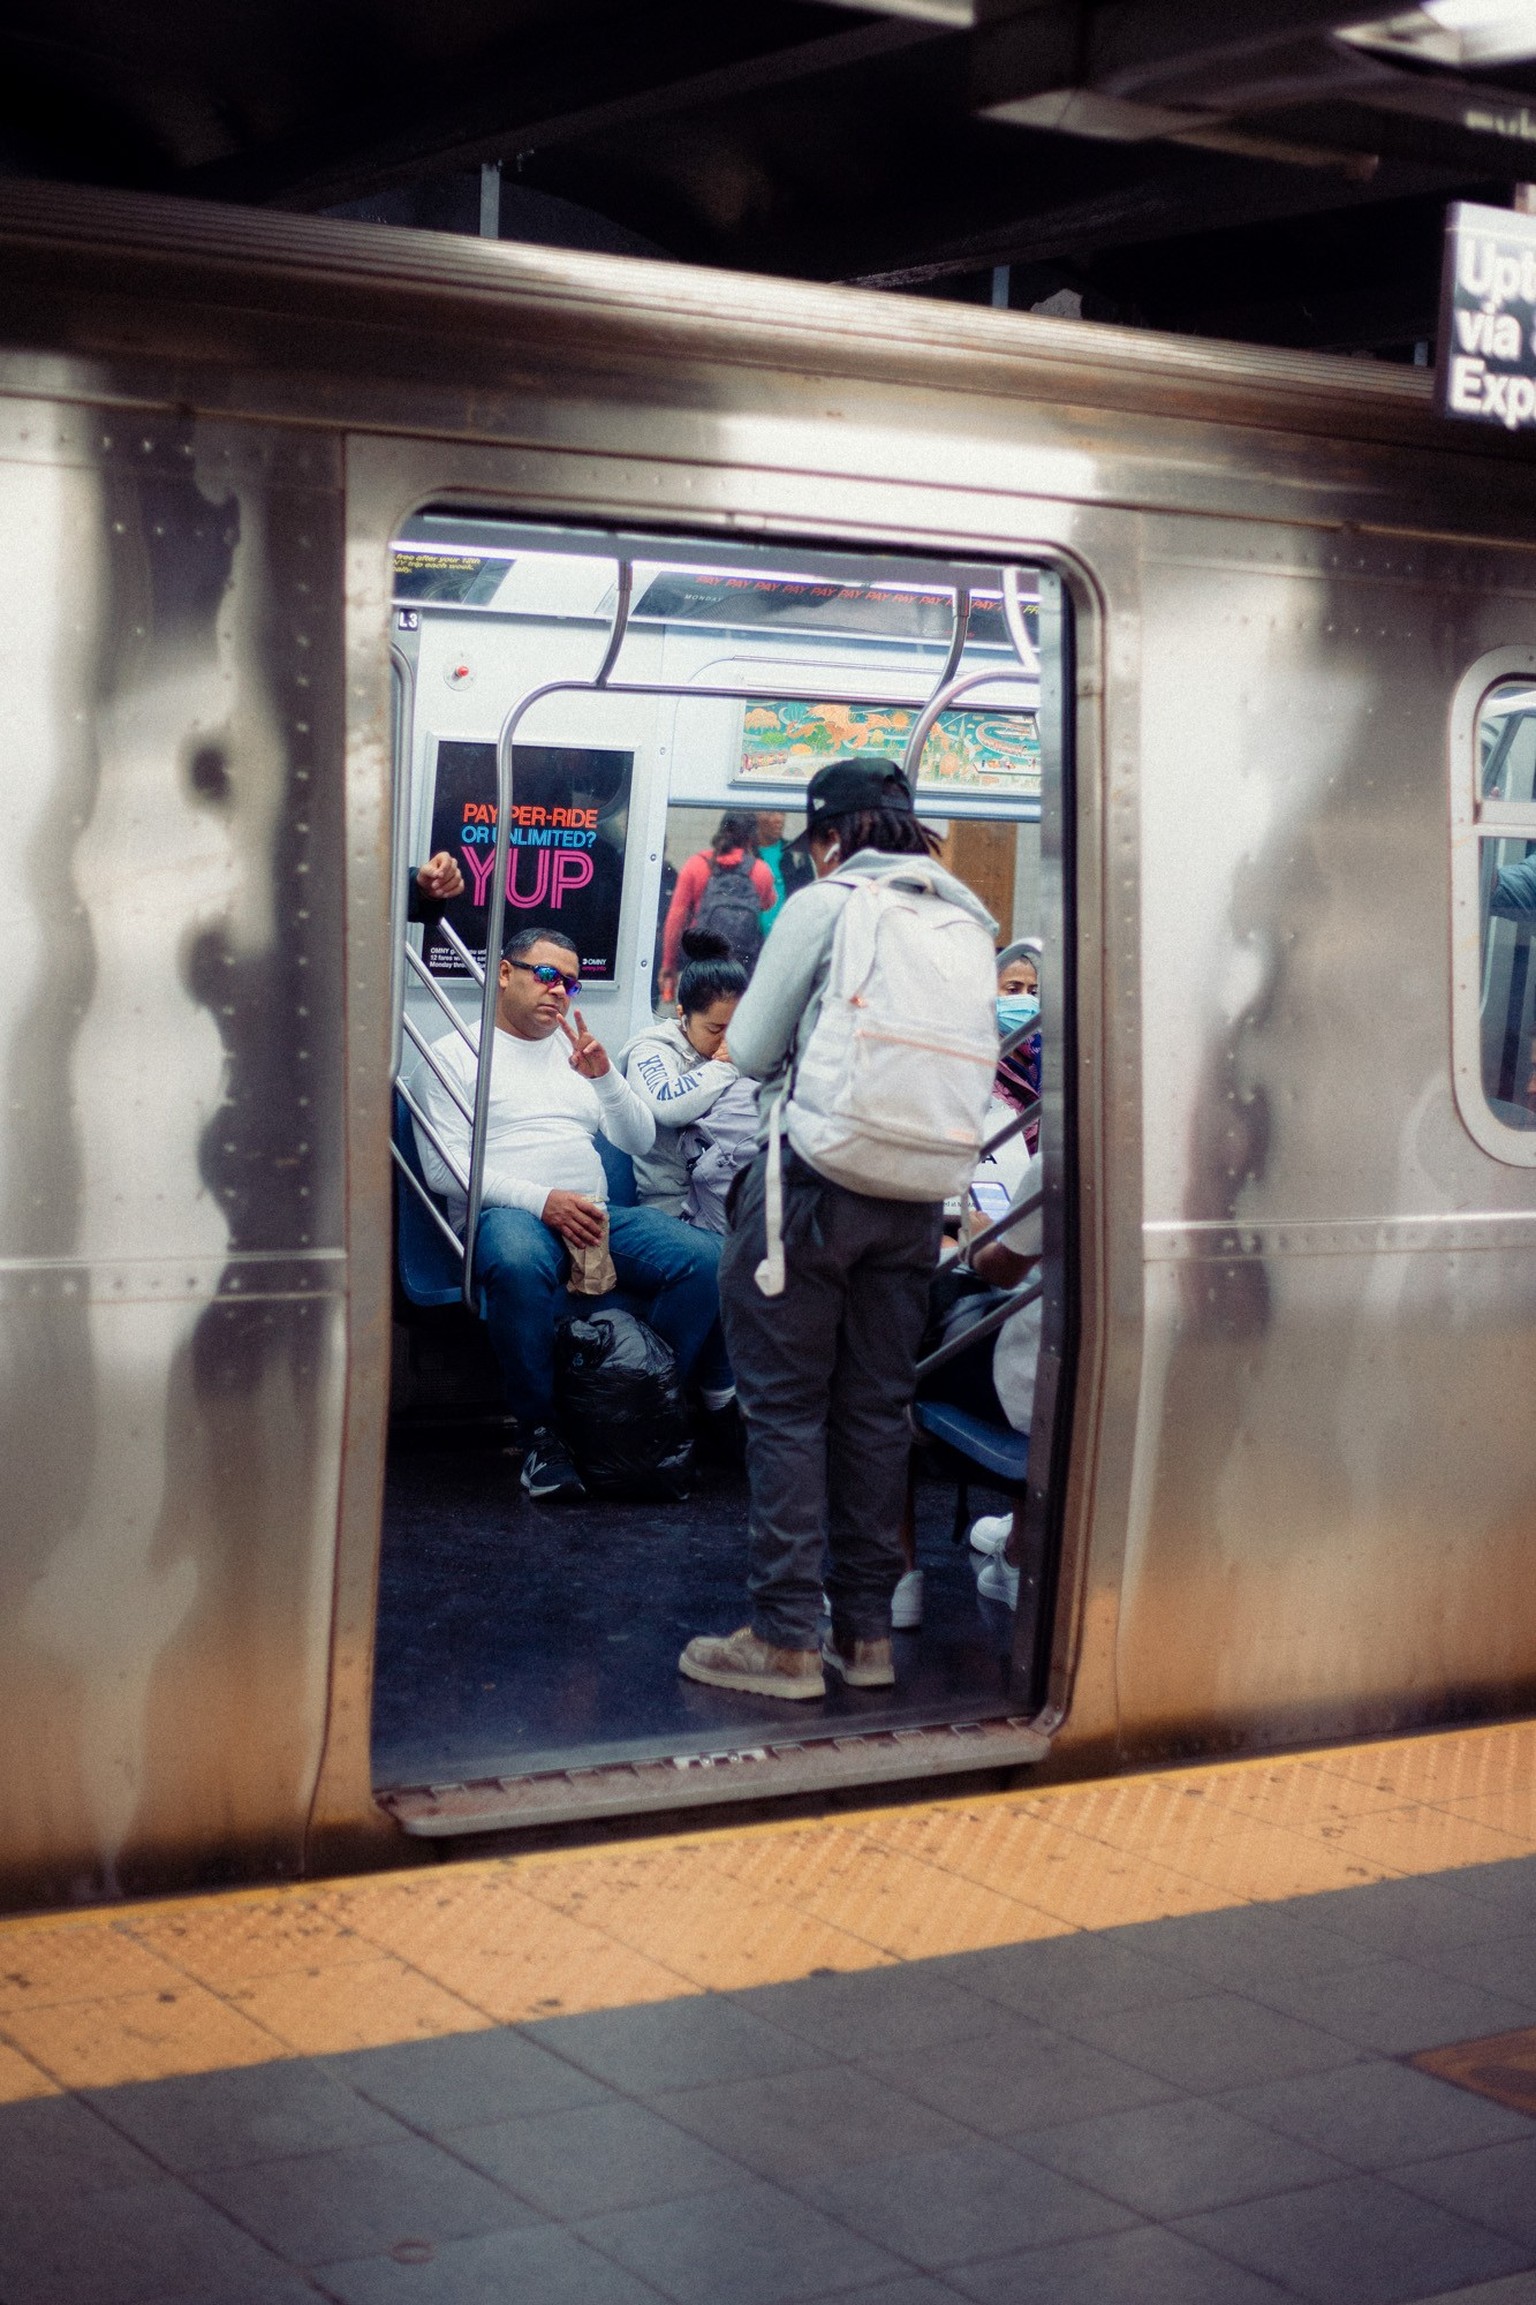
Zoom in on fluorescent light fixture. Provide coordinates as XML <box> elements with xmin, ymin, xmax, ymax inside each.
<box><xmin>1340</xmin><ymin>1</ymin><xmax>1536</xmax><ymax>69</ymax></box>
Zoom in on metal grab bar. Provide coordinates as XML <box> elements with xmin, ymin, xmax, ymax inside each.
<box><xmin>405</xmin><ymin>944</ymin><xmax>481</xmax><ymax>1055</ymax></box>
<box><xmin>932</xmin><ymin>585</ymin><xmax>971</xmax><ymax>697</ymax></box>
<box><xmin>402</xmin><ymin>1014</ymin><xmax>475</xmax><ymax>1123</ymax></box>
<box><xmin>435</xmin><ymin>915</ymin><xmax>486</xmax><ymax>987</ymax></box>
<box><xmin>998</xmin><ymin>1017</ymin><xmax>1040</xmax><ymax>1062</ymax></box>
<box><xmin>437</xmin><ymin>559</ymin><xmax>1042</xmax><ymax>1307</ymax></box>
<box><xmin>914</xmin><ymin>1274</ymin><xmax>1042</xmax><ymax>1381</ymax></box>
<box><xmin>1003</xmin><ymin>565</ymin><xmax>1041</xmax><ymax>676</ymax></box>
<box><xmin>594</xmin><ymin>559</ymin><xmax>633</xmax><ymax>687</ymax></box>
<box><xmin>391</xmin><ymin>1143</ymin><xmax>470</xmax><ymax>1262</ymax></box>
<box><xmin>898</xmin><ymin>660</ymin><xmax>1036</xmax><ymax>787</ymax></box>
<box><xmin>962</xmin><ymin>1184</ymin><xmax>1042</xmax><ymax>1266</ymax></box>
<box><xmin>397</xmin><ymin>1076</ymin><xmax>471</xmax><ymax>1199</ymax></box>
<box><xmin>978</xmin><ymin>1096</ymin><xmax>1038</xmax><ymax>1165</ymax></box>
<box><xmin>388</xmin><ymin>643</ymin><xmax>418</xmax><ymax>1079</ymax></box>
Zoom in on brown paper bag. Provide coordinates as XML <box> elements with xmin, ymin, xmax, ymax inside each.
<box><xmin>566</xmin><ymin>1211</ymin><xmax>617</xmax><ymax>1296</ymax></box>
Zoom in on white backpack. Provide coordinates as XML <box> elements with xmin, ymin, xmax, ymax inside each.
<box><xmin>756</xmin><ymin>869</ymin><xmax>999</xmax><ymax>1295</ymax></box>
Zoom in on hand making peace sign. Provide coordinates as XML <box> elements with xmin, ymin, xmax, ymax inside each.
<box><xmin>560</xmin><ymin>1009</ymin><xmax>610</xmax><ymax>1079</ymax></box>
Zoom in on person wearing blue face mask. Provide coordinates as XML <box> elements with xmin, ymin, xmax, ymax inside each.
<box><xmin>994</xmin><ymin>941</ymin><xmax>1042</xmax><ymax>1154</ymax></box>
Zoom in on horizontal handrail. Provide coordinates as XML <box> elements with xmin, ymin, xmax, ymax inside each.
<box><xmin>915</xmin><ymin>1273</ymin><xmax>1042</xmax><ymax>1381</ymax></box>
<box><xmin>402</xmin><ymin>1014</ymin><xmax>474</xmax><ymax>1123</ymax></box>
<box><xmin>405</xmin><ymin>944</ymin><xmax>481</xmax><ymax>1054</ymax></box>
<box><xmin>391</xmin><ymin>1143</ymin><xmax>469</xmax><ymax>1264</ymax></box>
<box><xmin>397</xmin><ymin>1076</ymin><xmax>471</xmax><ymax>1199</ymax></box>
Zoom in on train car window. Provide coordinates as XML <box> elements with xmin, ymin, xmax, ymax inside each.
<box><xmin>377</xmin><ymin>516</ymin><xmax>1062</xmax><ymax>1826</ymax></box>
<box><xmin>1453</xmin><ymin>659</ymin><xmax>1536</xmax><ymax>1160</ymax></box>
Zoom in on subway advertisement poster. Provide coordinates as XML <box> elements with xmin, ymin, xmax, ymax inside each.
<box><xmin>425</xmin><ymin>740</ymin><xmax>633</xmax><ymax>982</ymax></box>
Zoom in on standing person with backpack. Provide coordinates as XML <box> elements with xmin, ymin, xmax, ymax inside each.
<box><xmin>678</xmin><ymin>760</ymin><xmax>1000</xmax><ymax>1701</ymax></box>
<box><xmin>659</xmin><ymin>813</ymin><xmax>776</xmax><ymax>997</ymax></box>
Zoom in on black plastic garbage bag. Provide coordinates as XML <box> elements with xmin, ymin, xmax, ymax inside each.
<box><xmin>554</xmin><ymin>1308</ymin><xmax>695</xmax><ymax>1500</ymax></box>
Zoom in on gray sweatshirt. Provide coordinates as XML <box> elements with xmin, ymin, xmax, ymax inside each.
<box><xmin>727</xmin><ymin>849</ymin><xmax>998</xmax><ymax>1138</ymax></box>
<box><xmin>620</xmin><ymin>1015</ymin><xmax>738</xmax><ymax>1215</ymax></box>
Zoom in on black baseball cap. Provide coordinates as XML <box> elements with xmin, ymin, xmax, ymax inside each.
<box><xmin>786</xmin><ymin>757</ymin><xmax>915</xmax><ymax>850</ymax></box>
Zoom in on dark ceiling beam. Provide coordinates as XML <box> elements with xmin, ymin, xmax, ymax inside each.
<box><xmin>965</xmin><ymin>1</ymin><xmax>1510</xmax><ymax>154</ymax></box>
<box><xmin>1087</xmin><ymin>0</ymin><xmax>1389</xmax><ymax>94</ymax></box>
<box><xmin>844</xmin><ymin>148</ymin><xmax>1468</xmax><ymax>284</ymax></box>
<box><xmin>180</xmin><ymin>15</ymin><xmax>953</xmax><ymax>209</ymax></box>
<box><xmin>1174</xmin><ymin>278</ymin><xmax>1440</xmax><ymax>352</ymax></box>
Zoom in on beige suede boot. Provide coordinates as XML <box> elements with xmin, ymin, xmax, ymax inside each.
<box><xmin>820</xmin><ymin>1633</ymin><xmax>896</xmax><ymax>1688</ymax></box>
<box><xmin>678</xmin><ymin>1626</ymin><xmax>825</xmax><ymax>1700</ymax></box>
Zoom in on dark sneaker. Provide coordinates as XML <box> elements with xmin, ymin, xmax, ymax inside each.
<box><xmin>678</xmin><ymin>1626</ymin><xmax>824</xmax><ymax>1700</ymax></box>
<box><xmin>821</xmin><ymin>1633</ymin><xmax>896</xmax><ymax>1688</ymax></box>
<box><xmin>520</xmin><ymin>1428</ymin><xmax>586</xmax><ymax>1501</ymax></box>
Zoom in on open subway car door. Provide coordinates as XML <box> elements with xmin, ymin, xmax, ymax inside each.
<box><xmin>366</xmin><ymin>516</ymin><xmax>1077</xmax><ymax>1836</ymax></box>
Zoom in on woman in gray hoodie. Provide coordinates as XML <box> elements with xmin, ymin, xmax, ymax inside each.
<box><xmin>622</xmin><ymin>931</ymin><xmax>750</xmax><ymax>1218</ymax></box>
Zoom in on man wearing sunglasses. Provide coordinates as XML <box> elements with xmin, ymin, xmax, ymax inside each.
<box><xmin>414</xmin><ymin>924</ymin><xmax>727</xmax><ymax>1500</ymax></box>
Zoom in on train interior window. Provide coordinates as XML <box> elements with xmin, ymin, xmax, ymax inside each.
<box><xmin>375</xmin><ymin>515</ymin><xmax>1057</xmax><ymax>1810</ymax></box>
<box><xmin>1476</xmin><ymin>681</ymin><xmax>1536</xmax><ymax>1132</ymax></box>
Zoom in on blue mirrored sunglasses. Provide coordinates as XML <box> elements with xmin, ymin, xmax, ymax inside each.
<box><xmin>508</xmin><ymin>958</ymin><xmax>581</xmax><ymax>996</ymax></box>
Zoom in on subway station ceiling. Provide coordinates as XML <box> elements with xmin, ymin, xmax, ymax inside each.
<box><xmin>8</xmin><ymin>0</ymin><xmax>1536</xmax><ymax>353</ymax></box>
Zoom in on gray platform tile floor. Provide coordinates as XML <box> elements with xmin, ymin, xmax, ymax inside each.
<box><xmin>1009</xmin><ymin>2095</ymin><xmax>1352</xmax><ymax>2219</ymax></box>
<box><xmin>317</xmin><ymin>2027</ymin><xmax>609</xmax><ymax>2129</ymax></box>
<box><xmin>11</xmin><ymin>1861</ymin><xmax>1536</xmax><ymax>2305</ymax></box>
<box><xmin>651</xmin><ymin>2063</ymin><xmax>982</xmax><ymax>2185</ymax></box>
<box><xmin>1414</xmin><ymin>1930</ymin><xmax>1536</xmax><ymax>2011</ymax></box>
<box><xmin>1391</xmin><ymin>2137</ymin><xmax>1536</xmax><ymax>2249</ymax></box>
<box><xmin>451</xmin><ymin>2097</ymin><xmax>744</xmax><ymax>2220</ymax></box>
<box><xmin>862</xmin><ymin>2014</ymin><xmax>1181</xmax><ymax>2134</ymax></box>
<box><xmin>1216</xmin><ymin>2058</ymin><xmax>1536</xmax><ymax>2169</ymax></box>
<box><xmin>1173</xmin><ymin>2173</ymin><xmax>1531</xmax><ymax>2305</ymax></box>
<box><xmin>1413</xmin><ymin>2276</ymin><xmax>1536</xmax><ymax>2305</ymax></box>
<box><xmin>1231</xmin><ymin>1957</ymin><xmax>1536</xmax><ymax>2056</ymax></box>
<box><xmin>80</xmin><ymin>2060</ymin><xmax>410</xmax><ymax>2175</ymax></box>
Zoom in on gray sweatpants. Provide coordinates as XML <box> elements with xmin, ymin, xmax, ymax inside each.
<box><xmin>719</xmin><ymin>1148</ymin><xmax>943</xmax><ymax>1651</ymax></box>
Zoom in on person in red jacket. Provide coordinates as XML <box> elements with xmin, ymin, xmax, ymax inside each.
<box><xmin>660</xmin><ymin>813</ymin><xmax>776</xmax><ymax>997</ymax></box>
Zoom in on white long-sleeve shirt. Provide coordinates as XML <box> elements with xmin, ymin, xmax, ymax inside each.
<box><xmin>414</xmin><ymin>1024</ymin><xmax>655</xmax><ymax>1228</ymax></box>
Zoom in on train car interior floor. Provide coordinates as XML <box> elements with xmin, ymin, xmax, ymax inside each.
<box><xmin>373</xmin><ymin>1443</ymin><xmax>1027</xmax><ymax>1793</ymax></box>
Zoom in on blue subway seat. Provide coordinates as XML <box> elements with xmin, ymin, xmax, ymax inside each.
<box><xmin>913</xmin><ymin>1399</ymin><xmax>1029</xmax><ymax>1546</ymax></box>
<box><xmin>393</xmin><ymin>1089</ymin><xmax>468</xmax><ymax>1310</ymax></box>
<box><xmin>393</xmin><ymin>1089</ymin><xmax>640</xmax><ymax>1315</ymax></box>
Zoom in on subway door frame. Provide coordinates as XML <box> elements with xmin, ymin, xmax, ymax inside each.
<box><xmin>1011</xmin><ymin>567</ymin><xmax>1077</xmax><ymax>1715</ymax></box>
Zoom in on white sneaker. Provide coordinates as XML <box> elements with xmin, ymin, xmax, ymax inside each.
<box><xmin>968</xmin><ymin>1513</ymin><xmax>1012</xmax><ymax>1557</ymax></box>
<box><xmin>891</xmin><ymin>1569</ymin><xmax>924</xmax><ymax>1630</ymax></box>
<box><xmin>977</xmin><ymin>1556</ymin><xmax>1020</xmax><ymax>1608</ymax></box>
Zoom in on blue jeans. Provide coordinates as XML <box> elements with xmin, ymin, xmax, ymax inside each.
<box><xmin>473</xmin><ymin>1202</ymin><xmax>726</xmax><ymax>1424</ymax></box>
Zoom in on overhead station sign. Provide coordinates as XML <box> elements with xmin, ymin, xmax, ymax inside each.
<box><xmin>1440</xmin><ymin>201</ymin><xmax>1536</xmax><ymax>433</ymax></box>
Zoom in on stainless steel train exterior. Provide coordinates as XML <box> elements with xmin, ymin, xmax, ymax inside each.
<box><xmin>0</xmin><ymin>181</ymin><xmax>1533</xmax><ymax>1913</ymax></box>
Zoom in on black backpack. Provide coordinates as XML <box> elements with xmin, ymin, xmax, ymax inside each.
<box><xmin>554</xmin><ymin>1309</ymin><xmax>695</xmax><ymax>1500</ymax></box>
<box><xmin>693</xmin><ymin>854</ymin><xmax>764</xmax><ymax>967</ymax></box>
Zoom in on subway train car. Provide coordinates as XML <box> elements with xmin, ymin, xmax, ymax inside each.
<box><xmin>1</xmin><ymin>182</ymin><xmax>1534</xmax><ymax>1913</ymax></box>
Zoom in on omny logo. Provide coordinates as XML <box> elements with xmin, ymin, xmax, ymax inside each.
<box><xmin>1440</xmin><ymin>202</ymin><xmax>1536</xmax><ymax>433</ymax></box>
<box><xmin>457</xmin><ymin>800</ymin><xmax>599</xmax><ymax>910</ymax></box>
